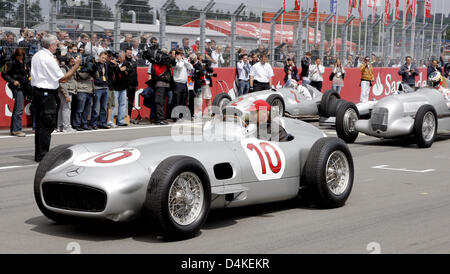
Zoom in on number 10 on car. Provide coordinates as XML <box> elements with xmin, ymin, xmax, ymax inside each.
<box><xmin>241</xmin><ymin>139</ymin><xmax>286</xmax><ymax>181</ymax></box>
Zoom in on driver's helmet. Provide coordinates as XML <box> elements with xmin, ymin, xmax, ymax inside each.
<box><xmin>428</xmin><ymin>71</ymin><xmax>443</xmax><ymax>88</ymax></box>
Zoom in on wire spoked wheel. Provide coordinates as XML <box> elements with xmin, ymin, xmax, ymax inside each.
<box><xmin>168</xmin><ymin>172</ymin><xmax>204</xmax><ymax>226</ymax></box>
<box><xmin>421</xmin><ymin>111</ymin><xmax>436</xmax><ymax>142</ymax></box>
<box><xmin>325</xmin><ymin>151</ymin><xmax>350</xmax><ymax>196</ymax></box>
<box><xmin>414</xmin><ymin>105</ymin><xmax>437</xmax><ymax>148</ymax></box>
<box><xmin>343</xmin><ymin>108</ymin><xmax>358</xmax><ymax>135</ymax></box>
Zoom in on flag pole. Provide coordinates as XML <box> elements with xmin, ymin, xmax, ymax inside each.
<box><xmin>306</xmin><ymin>0</ymin><xmax>310</xmax><ymax>51</ymax></box>
<box><xmin>421</xmin><ymin>0</ymin><xmax>426</xmax><ymax>59</ymax></box>
<box><xmin>315</xmin><ymin>0</ymin><xmax>320</xmax><ymax>49</ymax></box>
<box><xmin>364</xmin><ymin>2</ymin><xmax>368</xmax><ymax>56</ymax></box>
<box><xmin>431</xmin><ymin>0</ymin><xmax>436</xmax><ymax>57</ymax></box>
<box><xmin>410</xmin><ymin>0</ymin><xmax>416</xmax><ymax>58</ymax></box>
<box><xmin>439</xmin><ymin>0</ymin><xmax>444</xmax><ymax>57</ymax></box>
<box><xmin>335</xmin><ymin>0</ymin><xmax>339</xmax><ymax>56</ymax></box>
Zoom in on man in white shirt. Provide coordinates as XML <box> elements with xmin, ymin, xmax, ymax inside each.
<box><xmin>211</xmin><ymin>46</ymin><xmax>225</xmax><ymax>68</ymax></box>
<box><xmin>236</xmin><ymin>53</ymin><xmax>251</xmax><ymax>96</ymax></box>
<box><xmin>172</xmin><ymin>49</ymin><xmax>193</xmax><ymax>118</ymax></box>
<box><xmin>84</xmin><ymin>33</ymin><xmax>98</xmax><ymax>56</ymax></box>
<box><xmin>30</xmin><ymin>34</ymin><xmax>81</xmax><ymax>162</ymax></box>
<box><xmin>249</xmin><ymin>54</ymin><xmax>274</xmax><ymax>92</ymax></box>
<box><xmin>309</xmin><ymin>58</ymin><xmax>325</xmax><ymax>91</ymax></box>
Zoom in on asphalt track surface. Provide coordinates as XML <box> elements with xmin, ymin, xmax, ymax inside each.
<box><xmin>0</xmin><ymin>120</ymin><xmax>449</xmax><ymax>254</ymax></box>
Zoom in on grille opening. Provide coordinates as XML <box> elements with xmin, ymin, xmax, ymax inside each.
<box><xmin>214</xmin><ymin>163</ymin><xmax>234</xmax><ymax>180</ymax></box>
<box><xmin>371</xmin><ymin>108</ymin><xmax>389</xmax><ymax>132</ymax></box>
<box><xmin>42</xmin><ymin>182</ymin><xmax>107</xmax><ymax>212</ymax></box>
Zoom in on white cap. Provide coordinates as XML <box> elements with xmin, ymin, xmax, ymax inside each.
<box><xmin>205</xmin><ymin>39</ymin><xmax>211</xmax><ymax>43</ymax></box>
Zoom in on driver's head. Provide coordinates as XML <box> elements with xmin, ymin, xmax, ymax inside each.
<box><xmin>428</xmin><ymin>71</ymin><xmax>442</xmax><ymax>88</ymax></box>
<box><xmin>247</xmin><ymin>100</ymin><xmax>271</xmax><ymax>125</ymax></box>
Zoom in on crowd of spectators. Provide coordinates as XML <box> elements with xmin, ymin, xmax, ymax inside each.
<box><xmin>1</xmin><ymin>28</ymin><xmax>450</xmax><ymax>138</ymax></box>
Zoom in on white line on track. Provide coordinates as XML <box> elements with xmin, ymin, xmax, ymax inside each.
<box><xmin>0</xmin><ymin>164</ymin><xmax>38</xmax><ymax>171</ymax></box>
<box><xmin>372</xmin><ymin>165</ymin><xmax>436</xmax><ymax>173</ymax></box>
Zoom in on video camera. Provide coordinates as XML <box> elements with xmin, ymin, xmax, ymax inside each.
<box><xmin>79</xmin><ymin>55</ymin><xmax>98</xmax><ymax>75</ymax></box>
<box><xmin>142</xmin><ymin>43</ymin><xmax>176</xmax><ymax>66</ymax></box>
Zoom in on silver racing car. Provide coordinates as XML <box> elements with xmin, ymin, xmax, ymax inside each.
<box><xmin>213</xmin><ymin>82</ymin><xmax>323</xmax><ymax>119</ymax></box>
<box><xmin>34</xmin><ymin>117</ymin><xmax>354</xmax><ymax>240</ymax></box>
<box><xmin>334</xmin><ymin>85</ymin><xmax>450</xmax><ymax>148</ymax></box>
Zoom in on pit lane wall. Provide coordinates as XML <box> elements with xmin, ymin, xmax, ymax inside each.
<box><xmin>0</xmin><ymin>67</ymin><xmax>427</xmax><ymax>128</ymax></box>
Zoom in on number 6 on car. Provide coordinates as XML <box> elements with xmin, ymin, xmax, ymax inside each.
<box><xmin>241</xmin><ymin>139</ymin><xmax>286</xmax><ymax>181</ymax></box>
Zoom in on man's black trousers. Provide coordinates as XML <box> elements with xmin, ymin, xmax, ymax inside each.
<box><xmin>32</xmin><ymin>87</ymin><xmax>58</xmax><ymax>162</ymax></box>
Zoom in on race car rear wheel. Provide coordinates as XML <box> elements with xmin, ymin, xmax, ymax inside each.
<box><xmin>320</xmin><ymin>90</ymin><xmax>341</xmax><ymax>117</ymax></box>
<box><xmin>144</xmin><ymin>156</ymin><xmax>211</xmax><ymax>240</ymax></box>
<box><xmin>335</xmin><ymin>101</ymin><xmax>360</xmax><ymax>143</ymax></box>
<box><xmin>34</xmin><ymin>144</ymin><xmax>77</xmax><ymax>223</ymax></box>
<box><xmin>266</xmin><ymin>94</ymin><xmax>285</xmax><ymax>117</ymax></box>
<box><xmin>212</xmin><ymin>93</ymin><xmax>232</xmax><ymax>112</ymax></box>
<box><xmin>303</xmin><ymin>137</ymin><xmax>354</xmax><ymax>208</ymax></box>
<box><xmin>414</xmin><ymin>104</ymin><xmax>437</xmax><ymax>148</ymax></box>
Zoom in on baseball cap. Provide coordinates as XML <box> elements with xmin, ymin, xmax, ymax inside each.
<box><xmin>205</xmin><ymin>39</ymin><xmax>211</xmax><ymax>43</ymax></box>
<box><xmin>246</xmin><ymin>100</ymin><xmax>271</xmax><ymax>112</ymax></box>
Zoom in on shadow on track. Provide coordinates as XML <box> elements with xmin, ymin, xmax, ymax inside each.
<box><xmin>354</xmin><ymin>134</ymin><xmax>450</xmax><ymax>148</ymax></box>
<box><xmin>26</xmin><ymin>198</ymin><xmax>328</xmax><ymax>243</ymax></box>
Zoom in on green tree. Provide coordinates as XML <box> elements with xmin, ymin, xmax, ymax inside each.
<box><xmin>58</xmin><ymin>0</ymin><xmax>113</xmax><ymax>21</ymax></box>
<box><xmin>14</xmin><ymin>0</ymin><xmax>44</xmax><ymax>28</ymax></box>
<box><xmin>0</xmin><ymin>0</ymin><xmax>18</xmax><ymax>27</ymax></box>
<box><xmin>167</xmin><ymin>2</ymin><xmax>200</xmax><ymax>26</ymax></box>
<box><xmin>119</xmin><ymin>0</ymin><xmax>154</xmax><ymax>24</ymax></box>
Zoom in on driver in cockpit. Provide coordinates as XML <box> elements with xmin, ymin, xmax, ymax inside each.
<box><xmin>428</xmin><ymin>71</ymin><xmax>450</xmax><ymax>108</ymax></box>
<box><xmin>246</xmin><ymin>100</ymin><xmax>290</xmax><ymax>142</ymax></box>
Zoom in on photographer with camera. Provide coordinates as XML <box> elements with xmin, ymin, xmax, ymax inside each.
<box><xmin>73</xmin><ymin>57</ymin><xmax>95</xmax><ymax>132</ymax></box>
<box><xmin>149</xmin><ymin>47</ymin><xmax>175</xmax><ymax>125</ymax></box>
<box><xmin>91</xmin><ymin>51</ymin><xmax>111</xmax><ymax>129</ymax></box>
<box><xmin>57</xmin><ymin>55</ymin><xmax>77</xmax><ymax>133</ymax></box>
<box><xmin>189</xmin><ymin>53</ymin><xmax>215</xmax><ymax>117</ymax></box>
<box><xmin>172</xmin><ymin>49</ymin><xmax>193</xmax><ymax>116</ymax></box>
<box><xmin>398</xmin><ymin>56</ymin><xmax>419</xmax><ymax>89</ymax></box>
<box><xmin>105</xmin><ymin>51</ymin><xmax>118</xmax><ymax>127</ymax></box>
<box><xmin>360</xmin><ymin>56</ymin><xmax>374</xmax><ymax>103</ymax></box>
<box><xmin>124</xmin><ymin>48</ymin><xmax>139</xmax><ymax>118</ymax></box>
<box><xmin>110</xmin><ymin>51</ymin><xmax>129</xmax><ymax>126</ymax></box>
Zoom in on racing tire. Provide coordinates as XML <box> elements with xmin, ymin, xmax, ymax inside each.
<box><xmin>212</xmin><ymin>93</ymin><xmax>232</xmax><ymax>112</ymax></box>
<box><xmin>414</xmin><ymin>104</ymin><xmax>438</xmax><ymax>148</ymax></box>
<box><xmin>335</xmin><ymin>101</ymin><xmax>360</xmax><ymax>143</ymax></box>
<box><xmin>320</xmin><ymin>90</ymin><xmax>341</xmax><ymax>117</ymax></box>
<box><xmin>144</xmin><ymin>156</ymin><xmax>211</xmax><ymax>240</ymax></box>
<box><xmin>303</xmin><ymin>137</ymin><xmax>354</xmax><ymax>208</ymax></box>
<box><xmin>266</xmin><ymin>94</ymin><xmax>285</xmax><ymax>117</ymax></box>
<box><xmin>34</xmin><ymin>144</ymin><xmax>77</xmax><ymax>223</ymax></box>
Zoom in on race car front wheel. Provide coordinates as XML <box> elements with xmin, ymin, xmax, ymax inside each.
<box><xmin>414</xmin><ymin>104</ymin><xmax>437</xmax><ymax>148</ymax></box>
<box><xmin>144</xmin><ymin>156</ymin><xmax>211</xmax><ymax>240</ymax></box>
<box><xmin>34</xmin><ymin>144</ymin><xmax>77</xmax><ymax>223</ymax></box>
<box><xmin>335</xmin><ymin>101</ymin><xmax>360</xmax><ymax>143</ymax></box>
<box><xmin>303</xmin><ymin>138</ymin><xmax>354</xmax><ymax>208</ymax></box>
